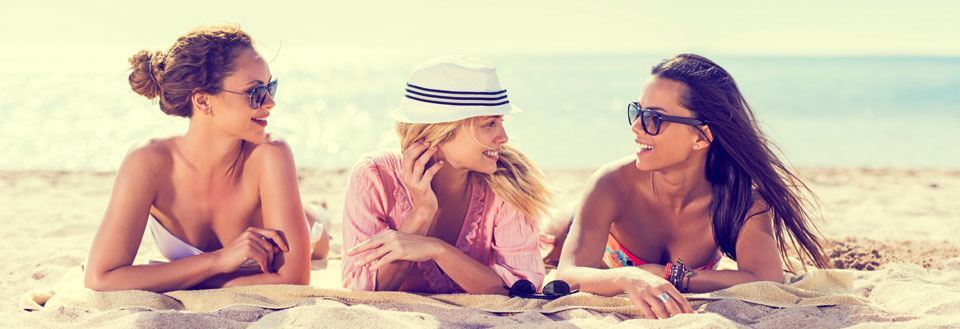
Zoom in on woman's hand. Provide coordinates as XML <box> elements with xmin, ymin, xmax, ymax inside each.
<box><xmin>401</xmin><ymin>140</ymin><xmax>444</xmax><ymax>219</ymax></box>
<box><xmin>618</xmin><ymin>269</ymin><xmax>695</xmax><ymax>319</ymax></box>
<box><xmin>346</xmin><ymin>229</ymin><xmax>444</xmax><ymax>270</ymax></box>
<box><xmin>212</xmin><ymin>227</ymin><xmax>290</xmax><ymax>274</ymax></box>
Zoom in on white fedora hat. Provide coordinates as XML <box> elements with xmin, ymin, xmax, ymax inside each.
<box><xmin>388</xmin><ymin>56</ymin><xmax>523</xmax><ymax>123</ymax></box>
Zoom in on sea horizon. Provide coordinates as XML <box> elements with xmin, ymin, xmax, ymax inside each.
<box><xmin>3</xmin><ymin>51</ymin><xmax>958</xmax><ymax>171</ymax></box>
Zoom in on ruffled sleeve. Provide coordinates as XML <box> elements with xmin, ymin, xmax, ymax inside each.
<box><xmin>340</xmin><ymin>158</ymin><xmax>391</xmax><ymax>291</ymax></box>
<box><xmin>489</xmin><ymin>202</ymin><xmax>546</xmax><ymax>289</ymax></box>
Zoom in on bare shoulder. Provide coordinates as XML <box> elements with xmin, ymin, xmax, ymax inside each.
<box><xmin>244</xmin><ymin>134</ymin><xmax>298</xmax><ymax>181</ymax></box>
<box><xmin>119</xmin><ymin>137</ymin><xmax>173</xmax><ymax>174</ymax></box>
<box><xmin>747</xmin><ymin>194</ymin><xmax>774</xmax><ymax>221</ymax></box>
<box><xmin>246</xmin><ymin>134</ymin><xmax>295</xmax><ymax>163</ymax></box>
<box><xmin>587</xmin><ymin>155</ymin><xmax>637</xmax><ymax>195</ymax></box>
<box><xmin>742</xmin><ymin>196</ymin><xmax>775</xmax><ymax>234</ymax></box>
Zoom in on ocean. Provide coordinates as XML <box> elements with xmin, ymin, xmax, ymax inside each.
<box><xmin>2</xmin><ymin>51</ymin><xmax>958</xmax><ymax>171</ymax></box>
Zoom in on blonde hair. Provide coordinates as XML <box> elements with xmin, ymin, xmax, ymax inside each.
<box><xmin>395</xmin><ymin>119</ymin><xmax>553</xmax><ymax>220</ymax></box>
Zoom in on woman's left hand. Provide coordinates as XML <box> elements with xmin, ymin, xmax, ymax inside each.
<box><xmin>347</xmin><ymin>230</ymin><xmax>444</xmax><ymax>270</ymax></box>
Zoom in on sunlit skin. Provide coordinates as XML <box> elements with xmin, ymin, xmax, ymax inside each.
<box><xmin>346</xmin><ymin>116</ymin><xmax>516</xmax><ymax>294</ymax></box>
<box><xmin>84</xmin><ymin>48</ymin><xmax>321</xmax><ymax>292</ymax></box>
<box><xmin>554</xmin><ymin>77</ymin><xmax>786</xmax><ymax>319</ymax></box>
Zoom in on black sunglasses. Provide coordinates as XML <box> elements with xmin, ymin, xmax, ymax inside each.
<box><xmin>507</xmin><ymin>279</ymin><xmax>578</xmax><ymax>300</ymax></box>
<box><xmin>222</xmin><ymin>79</ymin><xmax>279</xmax><ymax>109</ymax></box>
<box><xmin>627</xmin><ymin>102</ymin><xmax>709</xmax><ymax>136</ymax></box>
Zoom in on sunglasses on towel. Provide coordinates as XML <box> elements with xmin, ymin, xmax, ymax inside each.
<box><xmin>222</xmin><ymin>79</ymin><xmax>279</xmax><ymax>109</ymax></box>
<box><xmin>627</xmin><ymin>102</ymin><xmax>709</xmax><ymax>136</ymax></box>
<box><xmin>507</xmin><ymin>279</ymin><xmax>578</xmax><ymax>300</ymax></box>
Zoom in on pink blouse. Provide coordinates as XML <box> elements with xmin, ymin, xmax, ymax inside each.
<box><xmin>341</xmin><ymin>150</ymin><xmax>545</xmax><ymax>293</ymax></box>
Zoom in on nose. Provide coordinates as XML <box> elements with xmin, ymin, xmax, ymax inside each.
<box><xmin>260</xmin><ymin>92</ymin><xmax>276</xmax><ymax>111</ymax></box>
<box><xmin>494</xmin><ymin>125</ymin><xmax>509</xmax><ymax>145</ymax></box>
<box><xmin>630</xmin><ymin>116</ymin><xmax>647</xmax><ymax>136</ymax></box>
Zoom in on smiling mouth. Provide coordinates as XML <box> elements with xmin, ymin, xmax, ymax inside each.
<box><xmin>483</xmin><ymin>150</ymin><xmax>499</xmax><ymax>159</ymax></box>
<box><xmin>251</xmin><ymin>117</ymin><xmax>268</xmax><ymax>127</ymax></box>
<box><xmin>637</xmin><ymin>143</ymin><xmax>654</xmax><ymax>152</ymax></box>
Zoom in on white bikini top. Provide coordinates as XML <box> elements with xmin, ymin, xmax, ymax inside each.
<box><xmin>147</xmin><ymin>215</ymin><xmax>204</xmax><ymax>261</ymax></box>
<box><xmin>146</xmin><ymin>212</ymin><xmax>328</xmax><ymax>261</ymax></box>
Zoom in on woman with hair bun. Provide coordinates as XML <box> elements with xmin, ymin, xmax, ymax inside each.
<box><xmin>84</xmin><ymin>25</ymin><xmax>327</xmax><ymax>292</ymax></box>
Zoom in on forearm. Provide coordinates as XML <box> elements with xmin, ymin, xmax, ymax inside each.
<box><xmin>433</xmin><ymin>243</ymin><xmax>508</xmax><ymax>295</ymax></box>
<box><xmin>685</xmin><ymin>269</ymin><xmax>785</xmax><ymax>293</ymax></box>
<box><xmin>374</xmin><ymin>260</ymin><xmax>417</xmax><ymax>291</ymax></box>
<box><xmin>370</xmin><ymin>213</ymin><xmax>434</xmax><ymax>290</ymax></box>
<box><xmin>557</xmin><ymin>266</ymin><xmax>647</xmax><ymax>296</ymax></box>
<box><xmin>85</xmin><ymin>253</ymin><xmax>221</xmax><ymax>292</ymax></box>
<box><xmin>369</xmin><ymin>216</ymin><xmax>433</xmax><ymax>291</ymax></box>
<box><xmin>211</xmin><ymin>250</ymin><xmax>311</xmax><ymax>288</ymax></box>
<box><xmin>397</xmin><ymin>211</ymin><xmax>434</xmax><ymax>235</ymax></box>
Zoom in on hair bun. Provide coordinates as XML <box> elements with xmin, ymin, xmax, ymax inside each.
<box><xmin>128</xmin><ymin>50</ymin><xmax>162</xmax><ymax>99</ymax></box>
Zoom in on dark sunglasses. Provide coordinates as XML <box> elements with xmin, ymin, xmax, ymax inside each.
<box><xmin>507</xmin><ymin>279</ymin><xmax>578</xmax><ymax>300</ymax></box>
<box><xmin>627</xmin><ymin>102</ymin><xmax>709</xmax><ymax>136</ymax></box>
<box><xmin>222</xmin><ymin>79</ymin><xmax>279</xmax><ymax>109</ymax></box>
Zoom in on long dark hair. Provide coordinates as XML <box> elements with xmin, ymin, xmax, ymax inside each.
<box><xmin>651</xmin><ymin>54</ymin><xmax>830</xmax><ymax>269</ymax></box>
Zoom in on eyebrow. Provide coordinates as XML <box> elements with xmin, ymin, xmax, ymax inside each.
<box><xmin>244</xmin><ymin>76</ymin><xmax>273</xmax><ymax>87</ymax></box>
<box><xmin>639</xmin><ymin>105</ymin><xmax>667</xmax><ymax>113</ymax></box>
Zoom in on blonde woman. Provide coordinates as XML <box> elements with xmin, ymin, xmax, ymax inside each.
<box><xmin>342</xmin><ymin>57</ymin><xmax>551</xmax><ymax>294</ymax></box>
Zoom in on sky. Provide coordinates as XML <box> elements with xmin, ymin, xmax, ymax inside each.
<box><xmin>3</xmin><ymin>0</ymin><xmax>959</xmax><ymax>57</ymax></box>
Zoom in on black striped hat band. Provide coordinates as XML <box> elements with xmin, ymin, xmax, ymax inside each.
<box><xmin>405</xmin><ymin>83</ymin><xmax>510</xmax><ymax>107</ymax></box>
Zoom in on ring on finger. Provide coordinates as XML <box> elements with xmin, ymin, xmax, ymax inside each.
<box><xmin>657</xmin><ymin>292</ymin><xmax>671</xmax><ymax>304</ymax></box>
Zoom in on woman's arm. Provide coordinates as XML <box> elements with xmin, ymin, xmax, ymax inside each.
<box><xmin>84</xmin><ymin>146</ymin><xmax>224</xmax><ymax>292</ymax></box>
<box><xmin>370</xmin><ymin>143</ymin><xmax>444</xmax><ymax>290</ymax></box>
<box><xmin>341</xmin><ymin>146</ymin><xmax>441</xmax><ymax>291</ymax></box>
<box><xmin>432</xmin><ymin>242</ymin><xmax>511</xmax><ymax>294</ymax></box>
<box><xmin>555</xmin><ymin>169</ymin><xmax>631</xmax><ymax>295</ymax></box>
<box><xmin>555</xmin><ymin>168</ymin><xmax>693</xmax><ymax>319</ymax></box>
<box><xmin>371</xmin><ymin>211</ymin><xmax>434</xmax><ymax>290</ymax></box>
<box><xmin>431</xmin><ymin>202</ymin><xmax>548</xmax><ymax>295</ymax></box>
<box><xmin>350</xmin><ymin>230</ymin><xmax>509</xmax><ymax>294</ymax></box>
<box><xmin>207</xmin><ymin>140</ymin><xmax>311</xmax><ymax>287</ymax></box>
<box><xmin>681</xmin><ymin>207</ymin><xmax>786</xmax><ymax>292</ymax></box>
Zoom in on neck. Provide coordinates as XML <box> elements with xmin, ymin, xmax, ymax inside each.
<box><xmin>648</xmin><ymin>154</ymin><xmax>711</xmax><ymax>214</ymax></box>
<box><xmin>179</xmin><ymin>118</ymin><xmax>244</xmax><ymax>176</ymax></box>
<box><xmin>432</xmin><ymin>163</ymin><xmax>471</xmax><ymax>199</ymax></box>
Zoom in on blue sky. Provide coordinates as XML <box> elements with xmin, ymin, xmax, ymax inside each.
<box><xmin>3</xmin><ymin>0</ymin><xmax>958</xmax><ymax>56</ymax></box>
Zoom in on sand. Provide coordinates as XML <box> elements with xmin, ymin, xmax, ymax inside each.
<box><xmin>4</xmin><ymin>167</ymin><xmax>960</xmax><ymax>327</ymax></box>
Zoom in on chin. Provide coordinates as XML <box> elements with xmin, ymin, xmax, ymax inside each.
<box><xmin>475</xmin><ymin>164</ymin><xmax>497</xmax><ymax>175</ymax></box>
<box><xmin>243</xmin><ymin>133</ymin><xmax>268</xmax><ymax>144</ymax></box>
<box><xmin>634</xmin><ymin>158</ymin><xmax>657</xmax><ymax>172</ymax></box>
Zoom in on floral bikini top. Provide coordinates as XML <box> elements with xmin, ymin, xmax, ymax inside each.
<box><xmin>603</xmin><ymin>233</ymin><xmax>723</xmax><ymax>270</ymax></box>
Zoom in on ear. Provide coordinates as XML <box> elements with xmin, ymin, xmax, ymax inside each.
<box><xmin>192</xmin><ymin>92</ymin><xmax>213</xmax><ymax>116</ymax></box>
<box><xmin>693</xmin><ymin>126</ymin><xmax>713</xmax><ymax>150</ymax></box>
<box><xmin>432</xmin><ymin>142</ymin><xmax>446</xmax><ymax>162</ymax></box>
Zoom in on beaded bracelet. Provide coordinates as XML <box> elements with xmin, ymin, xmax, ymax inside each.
<box><xmin>679</xmin><ymin>260</ymin><xmax>697</xmax><ymax>293</ymax></box>
<box><xmin>665</xmin><ymin>258</ymin><xmax>697</xmax><ymax>293</ymax></box>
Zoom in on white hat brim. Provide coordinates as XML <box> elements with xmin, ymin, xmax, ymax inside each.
<box><xmin>389</xmin><ymin>102</ymin><xmax>523</xmax><ymax>124</ymax></box>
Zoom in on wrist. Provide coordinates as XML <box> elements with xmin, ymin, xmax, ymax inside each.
<box><xmin>613</xmin><ymin>267</ymin><xmax>647</xmax><ymax>290</ymax></box>
<box><xmin>428</xmin><ymin>237</ymin><xmax>451</xmax><ymax>261</ymax></box>
<box><xmin>410</xmin><ymin>207</ymin><xmax>436</xmax><ymax>221</ymax></box>
<box><xmin>205</xmin><ymin>251</ymin><xmax>226</xmax><ymax>274</ymax></box>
